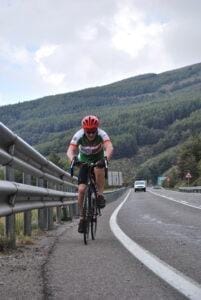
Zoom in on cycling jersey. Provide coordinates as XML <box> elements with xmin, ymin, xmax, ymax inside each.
<box><xmin>70</xmin><ymin>128</ymin><xmax>110</xmax><ymax>163</ymax></box>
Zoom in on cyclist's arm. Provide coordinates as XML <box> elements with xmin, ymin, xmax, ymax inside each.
<box><xmin>67</xmin><ymin>144</ymin><xmax>78</xmax><ymax>162</ymax></box>
<box><xmin>104</xmin><ymin>140</ymin><xmax>113</xmax><ymax>161</ymax></box>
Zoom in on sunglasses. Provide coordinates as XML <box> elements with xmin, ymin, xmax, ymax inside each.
<box><xmin>85</xmin><ymin>129</ymin><xmax>97</xmax><ymax>135</ymax></box>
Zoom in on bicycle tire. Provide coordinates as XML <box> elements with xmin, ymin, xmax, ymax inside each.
<box><xmin>89</xmin><ymin>187</ymin><xmax>97</xmax><ymax>240</ymax></box>
<box><xmin>83</xmin><ymin>189</ymin><xmax>90</xmax><ymax>245</ymax></box>
<box><xmin>83</xmin><ymin>218</ymin><xmax>90</xmax><ymax>245</ymax></box>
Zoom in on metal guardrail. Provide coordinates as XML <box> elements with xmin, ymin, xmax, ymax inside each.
<box><xmin>104</xmin><ymin>187</ymin><xmax>127</xmax><ymax>202</ymax></box>
<box><xmin>0</xmin><ymin>122</ymin><xmax>76</xmax><ymax>181</ymax></box>
<box><xmin>0</xmin><ymin>122</ymin><xmax>78</xmax><ymax>248</ymax></box>
<box><xmin>179</xmin><ymin>186</ymin><xmax>201</xmax><ymax>193</ymax></box>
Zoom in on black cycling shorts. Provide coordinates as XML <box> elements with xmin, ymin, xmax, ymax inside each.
<box><xmin>78</xmin><ymin>165</ymin><xmax>89</xmax><ymax>185</ymax></box>
<box><xmin>78</xmin><ymin>163</ymin><xmax>105</xmax><ymax>185</ymax></box>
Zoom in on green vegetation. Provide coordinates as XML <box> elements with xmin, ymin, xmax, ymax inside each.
<box><xmin>0</xmin><ymin>167</ymin><xmax>4</xmax><ymax>180</ymax></box>
<box><xmin>1</xmin><ymin>62</ymin><xmax>201</xmax><ymax>185</ymax></box>
<box><xmin>163</xmin><ymin>134</ymin><xmax>201</xmax><ymax>188</ymax></box>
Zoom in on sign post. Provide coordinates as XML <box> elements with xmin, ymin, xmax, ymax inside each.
<box><xmin>166</xmin><ymin>176</ymin><xmax>170</xmax><ymax>187</ymax></box>
<box><xmin>185</xmin><ymin>172</ymin><xmax>192</xmax><ymax>187</ymax></box>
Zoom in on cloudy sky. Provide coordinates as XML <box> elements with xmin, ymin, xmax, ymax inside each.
<box><xmin>0</xmin><ymin>0</ymin><xmax>201</xmax><ymax>106</ymax></box>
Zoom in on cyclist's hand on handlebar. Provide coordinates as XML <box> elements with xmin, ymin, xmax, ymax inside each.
<box><xmin>72</xmin><ymin>156</ymin><xmax>81</xmax><ymax>167</ymax></box>
<box><xmin>70</xmin><ymin>156</ymin><xmax>81</xmax><ymax>177</ymax></box>
<box><xmin>96</xmin><ymin>157</ymin><xmax>108</xmax><ymax>168</ymax></box>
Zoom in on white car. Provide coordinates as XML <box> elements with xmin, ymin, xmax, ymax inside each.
<box><xmin>134</xmin><ymin>180</ymin><xmax>146</xmax><ymax>192</ymax></box>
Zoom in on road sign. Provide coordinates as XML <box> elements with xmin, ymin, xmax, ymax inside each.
<box><xmin>185</xmin><ymin>172</ymin><xmax>192</xmax><ymax>179</ymax></box>
<box><xmin>108</xmin><ymin>171</ymin><xmax>123</xmax><ymax>186</ymax></box>
<box><xmin>157</xmin><ymin>176</ymin><xmax>166</xmax><ymax>186</ymax></box>
<box><xmin>185</xmin><ymin>172</ymin><xmax>192</xmax><ymax>187</ymax></box>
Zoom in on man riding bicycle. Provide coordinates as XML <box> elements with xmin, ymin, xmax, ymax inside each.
<box><xmin>67</xmin><ymin>115</ymin><xmax>113</xmax><ymax>233</ymax></box>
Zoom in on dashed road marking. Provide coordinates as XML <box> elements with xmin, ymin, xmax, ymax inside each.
<box><xmin>110</xmin><ymin>190</ymin><xmax>201</xmax><ymax>300</ymax></box>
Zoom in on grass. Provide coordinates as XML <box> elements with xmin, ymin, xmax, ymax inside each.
<box><xmin>0</xmin><ymin>210</ymin><xmax>39</xmax><ymax>250</ymax></box>
<box><xmin>0</xmin><ymin>206</ymin><xmax>72</xmax><ymax>251</ymax></box>
<box><xmin>0</xmin><ymin>217</ymin><xmax>4</xmax><ymax>236</ymax></box>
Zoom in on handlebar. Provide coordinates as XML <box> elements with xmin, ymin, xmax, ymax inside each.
<box><xmin>70</xmin><ymin>157</ymin><xmax>108</xmax><ymax>179</ymax></box>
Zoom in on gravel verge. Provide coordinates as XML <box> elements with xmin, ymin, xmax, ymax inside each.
<box><xmin>0</xmin><ymin>220</ymin><xmax>78</xmax><ymax>300</ymax></box>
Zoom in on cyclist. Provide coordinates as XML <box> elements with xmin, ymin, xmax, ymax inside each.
<box><xmin>67</xmin><ymin>115</ymin><xmax>113</xmax><ymax>233</ymax></box>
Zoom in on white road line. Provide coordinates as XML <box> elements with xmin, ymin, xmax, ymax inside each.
<box><xmin>110</xmin><ymin>190</ymin><xmax>201</xmax><ymax>300</ymax></box>
<box><xmin>149</xmin><ymin>190</ymin><xmax>201</xmax><ymax>210</ymax></box>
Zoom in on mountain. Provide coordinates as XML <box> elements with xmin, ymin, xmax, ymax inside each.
<box><xmin>1</xmin><ymin>62</ymin><xmax>201</xmax><ymax>185</ymax></box>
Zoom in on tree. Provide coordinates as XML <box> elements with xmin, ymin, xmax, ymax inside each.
<box><xmin>177</xmin><ymin>135</ymin><xmax>201</xmax><ymax>180</ymax></box>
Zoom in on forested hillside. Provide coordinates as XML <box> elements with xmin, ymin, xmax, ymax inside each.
<box><xmin>1</xmin><ymin>62</ymin><xmax>201</xmax><ymax>185</ymax></box>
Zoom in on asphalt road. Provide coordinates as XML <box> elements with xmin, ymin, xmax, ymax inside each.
<box><xmin>43</xmin><ymin>188</ymin><xmax>201</xmax><ymax>299</ymax></box>
<box><xmin>118</xmin><ymin>189</ymin><xmax>201</xmax><ymax>285</ymax></box>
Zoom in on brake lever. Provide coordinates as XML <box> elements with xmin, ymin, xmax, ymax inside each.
<box><xmin>104</xmin><ymin>157</ymin><xmax>108</xmax><ymax>179</ymax></box>
<box><xmin>70</xmin><ymin>159</ymin><xmax>75</xmax><ymax>177</ymax></box>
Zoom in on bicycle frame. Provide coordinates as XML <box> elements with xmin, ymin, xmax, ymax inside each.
<box><xmin>70</xmin><ymin>159</ymin><xmax>108</xmax><ymax>245</ymax></box>
<box><xmin>83</xmin><ymin>166</ymin><xmax>99</xmax><ymax>244</ymax></box>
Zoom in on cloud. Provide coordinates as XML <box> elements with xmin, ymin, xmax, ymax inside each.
<box><xmin>111</xmin><ymin>4</ymin><xmax>165</xmax><ymax>58</ymax></box>
<box><xmin>0</xmin><ymin>0</ymin><xmax>201</xmax><ymax>106</ymax></box>
<box><xmin>79</xmin><ymin>25</ymin><xmax>98</xmax><ymax>41</ymax></box>
<box><xmin>34</xmin><ymin>44</ymin><xmax>66</xmax><ymax>87</ymax></box>
<box><xmin>0</xmin><ymin>38</ymin><xmax>30</xmax><ymax>64</ymax></box>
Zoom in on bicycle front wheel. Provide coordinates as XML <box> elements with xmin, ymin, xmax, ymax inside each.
<box><xmin>91</xmin><ymin>215</ymin><xmax>97</xmax><ymax>240</ymax></box>
<box><xmin>90</xmin><ymin>190</ymin><xmax>97</xmax><ymax>240</ymax></box>
<box><xmin>83</xmin><ymin>189</ymin><xmax>90</xmax><ymax>245</ymax></box>
<box><xmin>83</xmin><ymin>217</ymin><xmax>90</xmax><ymax>245</ymax></box>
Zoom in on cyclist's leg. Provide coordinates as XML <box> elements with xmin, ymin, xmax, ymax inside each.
<box><xmin>78</xmin><ymin>184</ymin><xmax>87</xmax><ymax>217</ymax></box>
<box><xmin>94</xmin><ymin>167</ymin><xmax>106</xmax><ymax>208</ymax></box>
<box><xmin>78</xmin><ymin>166</ymin><xmax>88</xmax><ymax>233</ymax></box>
<box><xmin>94</xmin><ymin>167</ymin><xmax>105</xmax><ymax>194</ymax></box>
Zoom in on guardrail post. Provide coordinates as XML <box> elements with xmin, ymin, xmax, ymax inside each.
<box><xmin>71</xmin><ymin>186</ymin><xmax>78</xmax><ymax>217</ymax></box>
<box><xmin>62</xmin><ymin>205</ymin><xmax>72</xmax><ymax>221</ymax></box>
<box><xmin>55</xmin><ymin>182</ymin><xmax>62</xmax><ymax>224</ymax></box>
<box><xmin>23</xmin><ymin>173</ymin><xmax>32</xmax><ymax>236</ymax></box>
<box><xmin>37</xmin><ymin>178</ymin><xmax>47</xmax><ymax>230</ymax></box>
<box><xmin>47</xmin><ymin>207</ymin><xmax>54</xmax><ymax>230</ymax></box>
<box><xmin>46</xmin><ymin>180</ymin><xmax>54</xmax><ymax>230</ymax></box>
<box><xmin>4</xmin><ymin>165</ymin><xmax>16</xmax><ymax>248</ymax></box>
<box><xmin>66</xmin><ymin>185</ymin><xmax>74</xmax><ymax>220</ymax></box>
<box><xmin>56</xmin><ymin>207</ymin><xmax>62</xmax><ymax>223</ymax></box>
<box><xmin>60</xmin><ymin>184</ymin><xmax>71</xmax><ymax>221</ymax></box>
<box><xmin>68</xmin><ymin>204</ymin><xmax>73</xmax><ymax>221</ymax></box>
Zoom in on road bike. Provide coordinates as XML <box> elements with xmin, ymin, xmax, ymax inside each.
<box><xmin>70</xmin><ymin>158</ymin><xmax>108</xmax><ymax>245</ymax></box>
